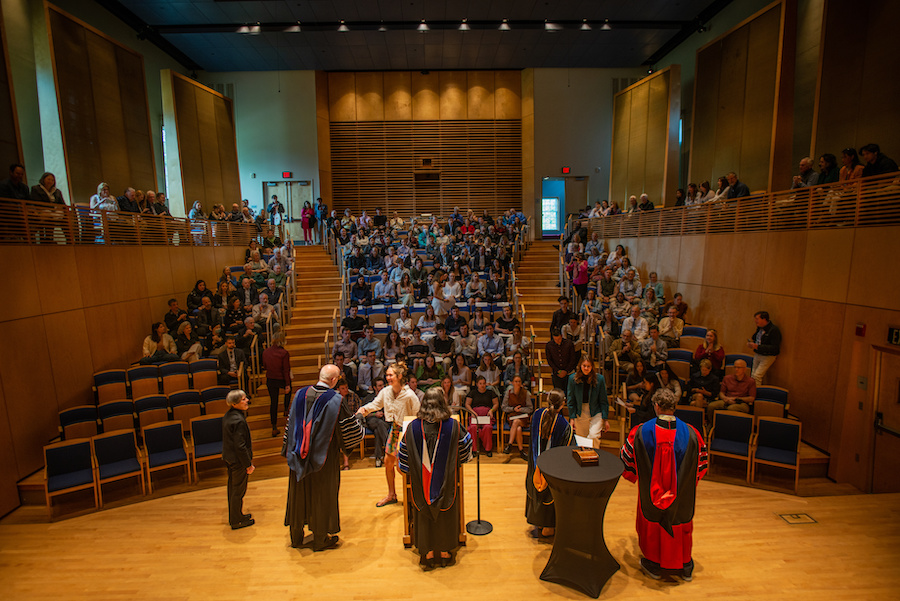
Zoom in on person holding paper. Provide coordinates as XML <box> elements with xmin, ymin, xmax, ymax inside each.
<box><xmin>398</xmin><ymin>388</ymin><xmax>473</xmax><ymax>568</ymax></box>
<box><xmin>501</xmin><ymin>375</ymin><xmax>533</xmax><ymax>458</ymax></box>
<box><xmin>525</xmin><ymin>388</ymin><xmax>573</xmax><ymax>538</ymax></box>
<box><xmin>465</xmin><ymin>376</ymin><xmax>499</xmax><ymax>457</ymax></box>
<box><xmin>357</xmin><ymin>361</ymin><xmax>421</xmax><ymax>507</ymax></box>
<box><xmin>566</xmin><ymin>354</ymin><xmax>610</xmax><ymax>442</ymax></box>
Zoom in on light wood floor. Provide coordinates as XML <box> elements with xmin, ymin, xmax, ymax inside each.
<box><xmin>1</xmin><ymin>463</ymin><xmax>898</xmax><ymax>601</ymax></box>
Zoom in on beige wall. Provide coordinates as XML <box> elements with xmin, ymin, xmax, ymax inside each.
<box><xmin>603</xmin><ymin>226</ymin><xmax>900</xmax><ymax>490</ymax></box>
<box><xmin>0</xmin><ymin>243</ymin><xmax>246</xmax><ymax>517</ymax></box>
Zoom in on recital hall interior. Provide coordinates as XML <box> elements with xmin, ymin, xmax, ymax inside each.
<box><xmin>1</xmin><ymin>0</ymin><xmax>899</xmax><ymax>599</ymax></box>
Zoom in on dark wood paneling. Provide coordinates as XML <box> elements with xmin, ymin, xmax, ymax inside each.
<box><xmin>0</xmin><ymin>2</ymin><xmax>22</xmax><ymax>170</ymax></box>
<box><xmin>0</xmin><ymin>371</ymin><xmax>20</xmax><ymax>516</ymax></box>
<box><xmin>43</xmin><ymin>310</ymin><xmax>94</xmax><ymax>411</ymax></box>
<box><xmin>47</xmin><ymin>6</ymin><xmax>156</xmax><ymax>204</ymax></box>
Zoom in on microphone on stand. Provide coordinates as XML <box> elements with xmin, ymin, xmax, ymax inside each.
<box><xmin>456</xmin><ymin>405</ymin><xmax>493</xmax><ymax>536</ymax></box>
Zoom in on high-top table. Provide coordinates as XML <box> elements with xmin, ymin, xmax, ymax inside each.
<box><xmin>536</xmin><ymin>446</ymin><xmax>624</xmax><ymax>598</ymax></box>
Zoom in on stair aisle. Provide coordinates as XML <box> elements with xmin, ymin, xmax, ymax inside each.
<box><xmin>248</xmin><ymin>244</ymin><xmax>342</xmax><ymax>464</ymax></box>
<box><xmin>516</xmin><ymin>240</ymin><xmax>563</xmax><ymax>337</ymax></box>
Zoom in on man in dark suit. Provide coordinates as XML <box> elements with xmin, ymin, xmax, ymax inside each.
<box><xmin>222</xmin><ymin>389</ymin><xmax>254</xmax><ymax>529</ymax></box>
<box><xmin>218</xmin><ymin>335</ymin><xmax>248</xmax><ymax>386</ymax></box>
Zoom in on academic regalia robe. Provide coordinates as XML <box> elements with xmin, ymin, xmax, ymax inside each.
<box><xmin>620</xmin><ymin>417</ymin><xmax>707</xmax><ymax>570</ymax></box>
<box><xmin>283</xmin><ymin>384</ymin><xmax>363</xmax><ymax>548</ymax></box>
<box><xmin>524</xmin><ymin>408</ymin><xmax>574</xmax><ymax>528</ymax></box>
<box><xmin>399</xmin><ymin>418</ymin><xmax>472</xmax><ymax>556</ymax></box>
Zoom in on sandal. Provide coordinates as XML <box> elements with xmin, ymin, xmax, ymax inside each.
<box><xmin>376</xmin><ymin>496</ymin><xmax>398</xmax><ymax>507</ymax></box>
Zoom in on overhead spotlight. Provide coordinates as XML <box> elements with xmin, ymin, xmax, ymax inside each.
<box><xmin>237</xmin><ymin>24</ymin><xmax>260</xmax><ymax>35</ymax></box>
<box><xmin>378</xmin><ymin>21</ymin><xmax>388</xmax><ymax>32</ymax></box>
<box><xmin>697</xmin><ymin>24</ymin><xmax>708</xmax><ymax>33</ymax></box>
<box><xmin>459</xmin><ymin>18</ymin><xmax>470</xmax><ymax>31</ymax></box>
<box><xmin>417</xmin><ymin>19</ymin><xmax>429</xmax><ymax>33</ymax></box>
<box><xmin>600</xmin><ymin>20</ymin><xmax>612</xmax><ymax>31</ymax></box>
<box><xmin>647</xmin><ymin>68</ymin><xmax>654</xmax><ymax>74</ymax></box>
<box><xmin>580</xmin><ymin>19</ymin><xmax>591</xmax><ymax>31</ymax></box>
<box><xmin>545</xmin><ymin>20</ymin><xmax>561</xmax><ymax>32</ymax></box>
<box><xmin>284</xmin><ymin>22</ymin><xmax>301</xmax><ymax>33</ymax></box>
<box><xmin>338</xmin><ymin>20</ymin><xmax>349</xmax><ymax>33</ymax></box>
<box><xmin>499</xmin><ymin>18</ymin><xmax>511</xmax><ymax>31</ymax></box>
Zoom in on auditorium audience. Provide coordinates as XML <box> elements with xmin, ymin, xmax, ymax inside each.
<box><xmin>141</xmin><ymin>322</ymin><xmax>179</xmax><ymax>364</ymax></box>
<box><xmin>860</xmin><ymin>143</ymin><xmax>898</xmax><ymax>177</ymax></box>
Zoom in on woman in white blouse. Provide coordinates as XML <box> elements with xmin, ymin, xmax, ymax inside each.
<box><xmin>395</xmin><ymin>306</ymin><xmax>413</xmax><ymax>341</ymax></box>
<box><xmin>443</xmin><ymin>272</ymin><xmax>462</xmax><ymax>303</ymax></box>
<box><xmin>416</xmin><ymin>305</ymin><xmax>439</xmax><ymax>340</ymax></box>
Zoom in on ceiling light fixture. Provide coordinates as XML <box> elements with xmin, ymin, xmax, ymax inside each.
<box><xmin>378</xmin><ymin>21</ymin><xmax>387</xmax><ymax>32</ymax></box>
<box><xmin>580</xmin><ymin>19</ymin><xmax>591</xmax><ymax>31</ymax></box>
<box><xmin>600</xmin><ymin>20</ymin><xmax>612</xmax><ymax>31</ymax></box>
<box><xmin>284</xmin><ymin>22</ymin><xmax>301</xmax><ymax>33</ymax></box>
<box><xmin>338</xmin><ymin>20</ymin><xmax>349</xmax><ymax>33</ymax></box>
<box><xmin>545</xmin><ymin>20</ymin><xmax>561</xmax><ymax>32</ymax></box>
<box><xmin>237</xmin><ymin>24</ymin><xmax>260</xmax><ymax>35</ymax></box>
<box><xmin>459</xmin><ymin>18</ymin><xmax>470</xmax><ymax>31</ymax></box>
<box><xmin>499</xmin><ymin>18</ymin><xmax>511</xmax><ymax>31</ymax></box>
<box><xmin>417</xmin><ymin>19</ymin><xmax>429</xmax><ymax>33</ymax></box>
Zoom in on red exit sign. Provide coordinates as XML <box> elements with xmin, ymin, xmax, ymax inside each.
<box><xmin>561</xmin><ymin>166</ymin><xmax>570</xmax><ymax>174</ymax></box>
<box><xmin>282</xmin><ymin>171</ymin><xmax>292</xmax><ymax>178</ymax></box>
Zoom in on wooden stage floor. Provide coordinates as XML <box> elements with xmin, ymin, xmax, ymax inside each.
<box><xmin>1</xmin><ymin>462</ymin><xmax>898</xmax><ymax>601</ymax></box>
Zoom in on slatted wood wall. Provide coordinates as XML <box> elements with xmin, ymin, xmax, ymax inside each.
<box><xmin>812</xmin><ymin>0</ymin><xmax>900</xmax><ymax>161</ymax></box>
<box><xmin>320</xmin><ymin>70</ymin><xmax>523</xmax><ymax>218</ymax></box>
<box><xmin>688</xmin><ymin>0</ymin><xmax>795</xmax><ymax>193</ymax></box>
<box><xmin>0</xmin><ymin>2</ymin><xmax>22</xmax><ymax>173</ymax></box>
<box><xmin>169</xmin><ymin>72</ymin><xmax>241</xmax><ymax>214</ymax></box>
<box><xmin>610</xmin><ymin>66</ymin><xmax>681</xmax><ymax>207</ymax></box>
<box><xmin>46</xmin><ymin>5</ymin><xmax>156</xmax><ymax>203</ymax></box>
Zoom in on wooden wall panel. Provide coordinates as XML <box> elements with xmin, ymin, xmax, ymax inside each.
<box><xmin>0</xmin><ymin>372</ymin><xmax>20</xmax><ymax>516</ymax></box>
<box><xmin>43</xmin><ymin>310</ymin><xmax>94</xmax><ymax>410</ymax></box>
<box><xmin>33</xmin><ymin>246</ymin><xmax>82</xmax><ymax>314</ymax></box>
<box><xmin>812</xmin><ymin>0</ymin><xmax>900</xmax><ymax>167</ymax></box>
<box><xmin>411</xmin><ymin>72</ymin><xmax>440</xmax><ymax>120</ymax></box>
<box><xmin>355</xmin><ymin>72</ymin><xmax>384</xmax><ymax>121</ymax></box>
<box><xmin>172</xmin><ymin>75</ymin><xmax>203</xmax><ymax>207</ymax></box>
<box><xmin>494</xmin><ymin>71</ymin><xmax>521</xmax><ymax>119</ymax></box>
<box><xmin>610</xmin><ymin>67</ymin><xmax>680</xmax><ymax>207</ymax></box>
<box><xmin>194</xmin><ymin>91</ymin><xmax>225</xmax><ymax>204</ymax></box>
<box><xmin>7</xmin><ymin>247</ymin><xmax>41</xmax><ymax>322</ymax></box>
<box><xmin>0</xmin><ymin>1</ymin><xmax>22</xmax><ymax>171</ymax></box>
<box><xmin>383</xmin><ymin>71</ymin><xmax>412</xmax><ymax>120</ymax></box>
<box><xmin>328</xmin><ymin>72</ymin><xmax>357</xmax><ymax>122</ymax></box>
<box><xmin>215</xmin><ymin>98</ymin><xmax>241</xmax><ymax>204</ymax></box>
<box><xmin>689</xmin><ymin>1</ymin><xmax>787</xmax><ymax>192</ymax></box>
<box><xmin>800</xmin><ymin>229</ymin><xmax>853</xmax><ymax>303</ymax></box>
<box><xmin>846</xmin><ymin>227</ymin><xmax>900</xmax><ymax>310</ymax></box>
<box><xmin>47</xmin><ymin>6</ymin><xmax>156</xmax><ymax>205</ymax></box>
<box><xmin>466</xmin><ymin>71</ymin><xmax>494</xmax><ymax>119</ymax></box>
<box><xmin>761</xmin><ymin>231</ymin><xmax>807</xmax><ymax>297</ymax></box>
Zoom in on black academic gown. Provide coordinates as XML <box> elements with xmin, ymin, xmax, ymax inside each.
<box><xmin>525</xmin><ymin>408</ymin><xmax>574</xmax><ymax>528</ymax></box>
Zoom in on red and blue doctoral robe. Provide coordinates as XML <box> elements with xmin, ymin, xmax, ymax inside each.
<box><xmin>620</xmin><ymin>417</ymin><xmax>708</xmax><ymax>569</ymax></box>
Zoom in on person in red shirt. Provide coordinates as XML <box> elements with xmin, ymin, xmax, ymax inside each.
<box><xmin>263</xmin><ymin>332</ymin><xmax>292</xmax><ymax>437</ymax></box>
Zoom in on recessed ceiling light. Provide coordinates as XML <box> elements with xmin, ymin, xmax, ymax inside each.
<box><xmin>338</xmin><ymin>20</ymin><xmax>349</xmax><ymax>33</ymax></box>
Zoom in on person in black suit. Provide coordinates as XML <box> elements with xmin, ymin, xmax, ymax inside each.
<box><xmin>222</xmin><ymin>389</ymin><xmax>254</xmax><ymax>529</ymax></box>
<box><xmin>218</xmin><ymin>336</ymin><xmax>248</xmax><ymax>386</ymax></box>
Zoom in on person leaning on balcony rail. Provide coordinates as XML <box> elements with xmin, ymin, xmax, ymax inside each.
<box><xmin>89</xmin><ymin>182</ymin><xmax>119</xmax><ymax>212</ymax></box>
<box><xmin>29</xmin><ymin>172</ymin><xmax>69</xmax><ymax>244</ymax></box>
<box><xmin>0</xmin><ymin>163</ymin><xmax>29</xmax><ymax>200</ymax></box>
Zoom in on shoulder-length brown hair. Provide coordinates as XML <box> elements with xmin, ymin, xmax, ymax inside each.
<box><xmin>418</xmin><ymin>387</ymin><xmax>451</xmax><ymax>422</ymax></box>
<box><xmin>573</xmin><ymin>354</ymin><xmax>596</xmax><ymax>386</ymax></box>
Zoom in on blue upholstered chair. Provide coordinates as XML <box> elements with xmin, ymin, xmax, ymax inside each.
<box><xmin>201</xmin><ymin>386</ymin><xmax>231</xmax><ymax>415</ymax></box>
<box><xmin>134</xmin><ymin>395</ymin><xmax>169</xmax><ymax>431</ymax></box>
<box><xmin>91</xmin><ymin>429</ymin><xmax>145</xmax><ymax>507</ymax></box>
<box><xmin>189</xmin><ymin>415</ymin><xmax>224</xmax><ymax>481</ymax></box>
<box><xmin>168</xmin><ymin>390</ymin><xmax>203</xmax><ymax>433</ymax></box>
<box><xmin>724</xmin><ymin>353</ymin><xmax>755</xmax><ymax>377</ymax></box>
<box><xmin>675</xmin><ymin>406</ymin><xmax>706</xmax><ymax>439</ymax></box>
<box><xmin>159</xmin><ymin>361</ymin><xmax>190</xmax><ymax>396</ymax></box>
<box><xmin>708</xmin><ymin>411</ymin><xmax>754</xmax><ymax>481</ymax></box>
<box><xmin>44</xmin><ymin>438</ymin><xmax>97</xmax><ymax>519</ymax></box>
<box><xmin>667</xmin><ymin>348</ymin><xmax>694</xmax><ymax>363</ymax></box>
<box><xmin>127</xmin><ymin>365</ymin><xmax>160</xmax><ymax>398</ymax></box>
<box><xmin>142</xmin><ymin>421</ymin><xmax>191</xmax><ymax>493</ymax></box>
<box><xmin>681</xmin><ymin>326</ymin><xmax>707</xmax><ymax>338</ymax></box>
<box><xmin>189</xmin><ymin>359</ymin><xmax>219</xmax><ymax>390</ymax></box>
<box><xmin>752</xmin><ymin>417</ymin><xmax>801</xmax><ymax>493</ymax></box>
<box><xmin>93</xmin><ymin>369</ymin><xmax>127</xmax><ymax>404</ymax></box>
<box><xmin>58</xmin><ymin>405</ymin><xmax>99</xmax><ymax>440</ymax></box>
<box><xmin>98</xmin><ymin>400</ymin><xmax>135</xmax><ymax>432</ymax></box>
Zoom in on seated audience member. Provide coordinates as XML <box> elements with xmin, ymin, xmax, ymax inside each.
<box><xmin>219</xmin><ymin>267</ymin><xmax>240</xmax><ymax>292</ymax></box>
<box><xmin>839</xmin><ymin>148</ymin><xmax>865</xmax><ymax>181</ymax></box>
<box><xmin>443</xmin><ymin>305</ymin><xmax>467</xmax><ymax>337</ymax></box>
<box><xmin>267</xmin><ymin>247</ymin><xmax>292</xmax><ymax>276</ymax></box>
<box><xmin>606</xmin><ymin>329</ymin><xmax>640</xmax><ymax>373</ymax></box>
<box><xmin>383</xmin><ymin>330</ymin><xmax>405</xmax><ymax>365</ymax></box>
<box><xmin>504</xmin><ymin>350</ymin><xmax>531</xmax><ymax>389</ymax></box>
<box><xmin>639</xmin><ymin>288</ymin><xmax>661</xmax><ymax>326</ymax></box>
<box><xmin>164</xmin><ymin>298</ymin><xmax>188</xmax><ymax>334</ymax></box>
<box><xmin>501</xmin><ymin>375</ymin><xmax>533</xmax><ymax>458</ymax></box>
<box><xmin>429</xmin><ymin>324</ymin><xmax>454</xmax><ymax>370</ymax></box>
<box><xmin>638</xmin><ymin>194</ymin><xmax>655</xmax><ymax>211</ymax></box>
<box><xmin>860</xmin><ymin>143</ymin><xmax>898</xmax><ymax>177</ymax></box>
<box><xmin>264</xmin><ymin>279</ymin><xmax>283</xmax><ymax>309</ymax></box>
<box><xmin>0</xmin><ymin>163</ymin><xmax>29</xmax><ymax>199</ymax></box>
<box><xmin>618</xmin><ymin>267</ymin><xmax>643</xmax><ymax>302</ymax></box>
<box><xmin>550</xmin><ymin>296</ymin><xmax>578</xmax><ymax>334</ymax></box>
<box><xmin>416</xmin><ymin>305</ymin><xmax>439</xmax><ymax>340</ymax></box>
<box><xmin>148</xmin><ymin>191</ymin><xmax>169</xmax><ymax>216</ymax></box>
<box><xmin>705</xmin><ymin>359</ymin><xmax>756</xmax><ymax>422</ymax></box>
<box><xmin>476</xmin><ymin>352</ymin><xmax>502</xmax><ymax>395</ymax></box>
<box><xmin>469</xmin><ymin>306</ymin><xmax>487</xmax><ymax>335</ymax></box>
<box><xmin>224</xmin><ymin>296</ymin><xmax>246</xmax><ymax>334</ymax></box>
<box><xmin>406</xmin><ymin>374</ymin><xmax>425</xmax><ymax>403</ymax></box>
<box><xmin>237</xmin><ymin>277</ymin><xmax>260</xmax><ymax>313</ymax></box>
<box><xmin>175</xmin><ymin>321</ymin><xmax>204</xmax><ymax>363</ymax></box>
<box><xmin>791</xmin><ymin>157</ymin><xmax>820</xmax><ymax>188</ymax></box>
<box><xmin>595</xmin><ymin>267</ymin><xmax>617</xmax><ymax>302</ymax></box>
<box><xmin>333</xmin><ymin>353</ymin><xmax>357</xmax><ymax>392</ymax></box>
<box><xmin>465</xmin><ymin>376</ymin><xmax>499</xmax><ymax>456</ymax></box>
<box><xmin>252</xmin><ymin>293</ymin><xmax>279</xmax><ymax>332</ymax></box>
<box><xmin>693</xmin><ymin>329</ymin><xmax>725</xmax><ymax>375</ymax></box>
<box><xmin>356</xmin><ymin>325</ymin><xmax>382</xmax><ymax>363</ymax></box>
<box><xmin>494</xmin><ymin>305</ymin><xmax>519</xmax><ymax>337</ymax></box>
<box><xmin>626</xmin><ymin>371</ymin><xmax>662</xmax><ymax>426</ymax></box>
<box><xmin>657</xmin><ymin>362</ymin><xmax>682</xmax><ymax>400</ymax></box>
<box><xmin>248</xmin><ymin>250</ymin><xmax>269</xmax><ymax>280</ymax></box>
<box><xmin>639</xmin><ymin>325</ymin><xmax>668</xmax><ymax>368</ymax></box>
<box><xmin>613</xmin><ymin>256</ymin><xmax>634</xmax><ymax>282</ymax></box>
<box><xmin>116</xmin><ymin>187</ymin><xmax>138</xmax><ymax>213</ymax></box>
<box><xmin>346</xmin><ymin>247</ymin><xmax>366</xmax><ymax>276</ymax></box>
<box><xmin>657</xmin><ymin>305</ymin><xmax>684</xmax><ymax>349</ymax></box>
<box><xmin>245</xmin><ymin>239</ymin><xmax>261</xmax><ymax>263</ymax></box>
<box><xmin>262</xmin><ymin>227</ymin><xmax>282</xmax><ymax>249</ymax></box>
<box><xmin>606</xmin><ymin>244</ymin><xmax>626</xmax><ymax>268</ymax></box>
<box><xmin>477</xmin><ymin>323</ymin><xmax>505</xmax><ymax>359</ymax></box>
<box><xmin>195</xmin><ymin>296</ymin><xmax>222</xmax><ymax>340</ymax></box>
<box><xmin>818</xmin><ymin>153</ymin><xmax>840</xmax><ymax>185</ymax></box>
<box><xmin>710</xmin><ymin>176</ymin><xmax>730</xmax><ymax>202</ymax></box>
<box><xmin>621</xmin><ymin>304</ymin><xmax>649</xmax><ymax>341</ymax></box>
<box><xmin>454</xmin><ymin>323</ymin><xmax>478</xmax><ymax>365</ymax></box>
<box><xmin>662</xmin><ymin>292</ymin><xmax>689</xmax><ymax>321</ymax></box>
<box><xmin>333</xmin><ymin>328</ymin><xmax>358</xmax><ymax>370</ymax></box>
<box><xmin>415</xmin><ymin>354</ymin><xmax>444</xmax><ymax>390</ymax></box>
<box><xmin>464</xmin><ymin>273</ymin><xmax>487</xmax><ymax>306</ymax></box>
<box><xmin>89</xmin><ymin>182</ymin><xmax>118</xmax><ymax>212</ymax></box>
<box><xmin>449</xmin><ymin>354</ymin><xmax>472</xmax><ymax>409</ymax></box>
<box><xmin>505</xmin><ymin>325</ymin><xmax>530</xmax><ymax>362</ymax></box>
<box><xmin>725</xmin><ymin>171</ymin><xmax>750</xmax><ymax>198</ymax></box>
<box><xmin>373</xmin><ymin>271</ymin><xmax>397</xmax><ymax>305</ymax></box>
<box><xmin>350</xmin><ymin>275</ymin><xmax>373</xmax><ymax>306</ymax></box>
<box><xmin>406</xmin><ymin>328</ymin><xmax>430</xmax><ymax>369</ymax></box>
<box><xmin>242</xmin><ymin>261</ymin><xmax>265</xmax><ymax>289</ymax></box>
<box><xmin>396</xmin><ymin>272</ymin><xmax>415</xmax><ymax>306</ymax></box>
<box><xmin>341</xmin><ymin>303</ymin><xmax>368</xmax><ymax>338</ymax></box>
<box><xmin>357</xmin><ymin>350</ymin><xmax>385</xmax><ymax>396</ymax></box>
<box><xmin>625</xmin><ymin>196</ymin><xmax>639</xmax><ymax>214</ymax></box>
<box><xmin>236</xmin><ymin>316</ymin><xmax>262</xmax><ymax>352</ymax></box>
<box><xmin>271</xmin><ymin>263</ymin><xmax>289</xmax><ymax>289</ymax></box>
<box><xmin>187</xmin><ymin>280</ymin><xmax>213</xmax><ymax>314</ymax></box>
<box><xmin>561</xmin><ymin>316</ymin><xmax>584</xmax><ymax>345</ymax></box>
<box><xmin>217</xmin><ymin>335</ymin><xmax>247</xmax><ymax>386</ymax></box>
<box><xmin>598</xmin><ymin>307</ymin><xmax>621</xmax><ymax>341</ymax></box>
<box><xmin>698</xmin><ymin>181</ymin><xmax>715</xmax><ymax>203</ymax></box>
<box><xmin>643</xmin><ymin>271</ymin><xmax>664</xmax><ymax>303</ymax></box>
<box><xmin>687</xmin><ymin>359</ymin><xmax>721</xmax><ymax>409</ymax></box>
<box><xmin>213</xmin><ymin>280</ymin><xmax>235</xmax><ymax>312</ymax></box>
<box><xmin>141</xmin><ymin>322</ymin><xmax>179</xmax><ymax>364</ymax></box>
<box><xmin>393</xmin><ymin>306</ymin><xmax>414</xmax><ymax>342</ymax></box>
<box><xmin>624</xmin><ymin>360</ymin><xmax>650</xmax><ymax>403</ymax></box>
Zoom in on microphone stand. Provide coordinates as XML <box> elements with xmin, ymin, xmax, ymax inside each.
<box><xmin>457</xmin><ymin>405</ymin><xmax>493</xmax><ymax>536</ymax></box>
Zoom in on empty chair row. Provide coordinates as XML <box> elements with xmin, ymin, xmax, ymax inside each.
<box><xmin>93</xmin><ymin>360</ymin><xmax>220</xmax><ymax>404</ymax></box>
<box><xmin>45</xmin><ymin>417</ymin><xmax>225</xmax><ymax>519</ymax></box>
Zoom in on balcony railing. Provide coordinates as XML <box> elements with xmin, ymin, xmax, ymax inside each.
<box><xmin>578</xmin><ymin>172</ymin><xmax>900</xmax><ymax>239</ymax></box>
<box><xmin>0</xmin><ymin>201</ymin><xmax>260</xmax><ymax>247</ymax></box>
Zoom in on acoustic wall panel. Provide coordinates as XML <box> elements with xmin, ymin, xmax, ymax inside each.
<box><xmin>0</xmin><ymin>2</ymin><xmax>22</xmax><ymax>173</ymax></box>
<box><xmin>46</xmin><ymin>5</ymin><xmax>156</xmax><ymax>204</ymax></box>
<box><xmin>609</xmin><ymin>66</ymin><xmax>681</xmax><ymax>207</ymax></box>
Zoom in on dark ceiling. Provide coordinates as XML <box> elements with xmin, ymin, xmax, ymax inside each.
<box><xmin>96</xmin><ymin>0</ymin><xmax>734</xmax><ymax>72</ymax></box>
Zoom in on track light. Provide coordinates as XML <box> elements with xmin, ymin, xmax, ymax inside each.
<box><xmin>417</xmin><ymin>20</ymin><xmax>429</xmax><ymax>33</ymax></box>
<box><xmin>378</xmin><ymin>21</ymin><xmax>387</xmax><ymax>32</ymax></box>
<box><xmin>600</xmin><ymin>20</ymin><xmax>611</xmax><ymax>31</ymax></box>
<box><xmin>338</xmin><ymin>20</ymin><xmax>349</xmax><ymax>32</ymax></box>
<box><xmin>459</xmin><ymin>18</ymin><xmax>470</xmax><ymax>31</ymax></box>
<box><xmin>237</xmin><ymin>24</ymin><xmax>260</xmax><ymax>35</ymax></box>
<box><xmin>499</xmin><ymin>18</ymin><xmax>511</xmax><ymax>31</ymax></box>
<box><xmin>580</xmin><ymin>19</ymin><xmax>591</xmax><ymax>31</ymax></box>
<box><xmin>544</xmin><ymin>20</ymin><xmax>561</xmax><ymax>32</ymax></box>
<box><xmin>284</xmin><ymin>22</ymin><xmax>301</xmax><ymax>33</ymax></box>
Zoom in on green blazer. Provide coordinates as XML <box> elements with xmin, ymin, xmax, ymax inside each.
<box><xmin>566</xmin><ymin>372</ymin><xmax>609</xmax><ymax>419</ymax></box>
